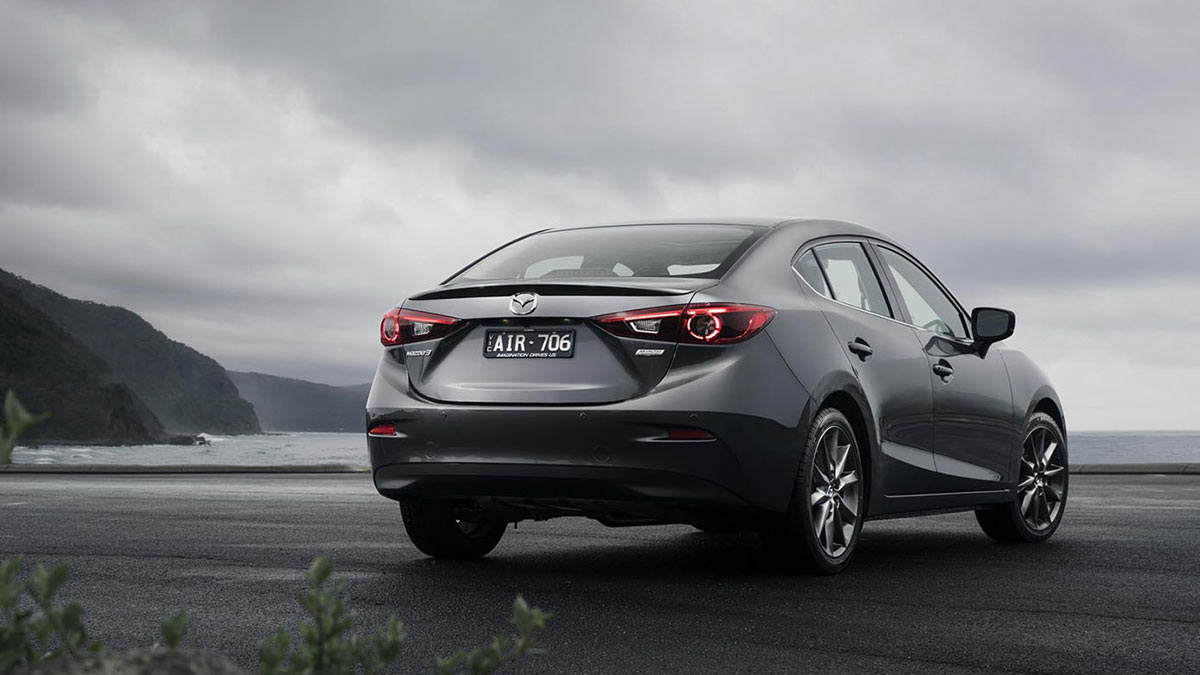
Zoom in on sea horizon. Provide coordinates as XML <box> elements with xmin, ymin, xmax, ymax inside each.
<box><xmin>11</xmin><ymin>429</ymin><xmax>1200</xmax><ymax>467</ymax></box>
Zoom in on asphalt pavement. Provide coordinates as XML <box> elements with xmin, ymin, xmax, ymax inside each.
<box><xmin>0</xmin><ymin>473</ymin><xmax>1196</xmax><ymax>674</ymax></box>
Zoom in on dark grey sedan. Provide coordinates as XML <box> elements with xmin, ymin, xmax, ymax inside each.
<box><xmin>366</xmin><ymin>218</ymin><xmax>1067</xmax><ymax>574</ymax></box>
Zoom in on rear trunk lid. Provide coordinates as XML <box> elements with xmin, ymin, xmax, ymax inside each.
<box><xmin>401</xmin><ymin>279</ymin><xmax>713</xmax><ymax>404</ymax></box>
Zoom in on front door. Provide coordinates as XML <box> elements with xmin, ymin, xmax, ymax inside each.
<box><xmin>872</xmin><ymin>245</ymin><xmax>1016</xmax><ymax>489</ymax></box>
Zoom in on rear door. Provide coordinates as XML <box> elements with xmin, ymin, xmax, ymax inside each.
<box><xmin>796</xmin><ymin>242</ymin><xmax>940</xmax><ymax>496</ymax></box>
<box><xmin>871</xmin><ymin>244</ymin><xmax>1016</xmax><ymax>487</ymax></box>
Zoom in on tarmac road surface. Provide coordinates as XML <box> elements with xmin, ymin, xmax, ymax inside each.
<box><xmin>0</xmin><ymin>473</ymin><xmax>1196</xmax><ymax>674</ymax></box>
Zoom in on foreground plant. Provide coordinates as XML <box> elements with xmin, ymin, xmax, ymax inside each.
<box><xmin>257</xmin><ymin>557</ymin><xmax>405</xmax><ymax>675</ymax></box>
<box><xmin>0</xmin><ymin>558</ymin><xmax>101</xmax><ymax>673</ymax></box>
<box><xmin>431</xmin><ymin>596</ymin><xmax>551</xmax><ymax>675</ymax></box>
<box><xmin>1</xmin><ymin>554</ymin><xmax>549</xmax><ymax>674</ymax></box>
<box><xmin>0</xmin><ymin>391</ymin><xmax>50</xmax><ymax>466</ymax></box>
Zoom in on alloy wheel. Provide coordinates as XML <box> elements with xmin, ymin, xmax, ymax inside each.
<box><xmin>809</xmin><ymin>425</ymin><xmax>861</xmax><ymax>558</ymax></box>
<box><xmin>1017</xmin><ymin>426</ymin><xmax>1067</xmax><ymax>531</ymax></box>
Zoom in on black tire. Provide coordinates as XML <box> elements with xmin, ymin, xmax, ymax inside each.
<box><xmin>760</xmin><ymin>408</ymin><xmax>865</xmax><ymax>575</ymax></box>
<box><xmin>400</xmin><ymin>499</ymin><xmax>506</xmax><ymax>559</ymax></box>
<box><xmin>976</xmin><ymin>412</ymin><xmax>1068</xmax><ymax>543</ymax></box>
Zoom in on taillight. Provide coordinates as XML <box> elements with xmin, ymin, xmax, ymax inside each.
<box><xmin>682</xmin><ymin>304</ymin><xmax>776</xmax><ymax>344</ymax></box>
<box><xmin>380</xmin><ymin>307</ymin><xmax>463</xmax><ymax>346</ymax></box>
<box><xmin>593</xmin><ymin>303</ymin><xmax>775</xmax><ymax>344</ymax></box>
<box><xmin>593</xmin><ymin>305</ymin><xmax>685</xmax><ymax>341</ymax></box>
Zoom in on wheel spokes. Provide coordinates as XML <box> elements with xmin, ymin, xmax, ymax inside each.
<box><xmin>1016</xmin><ymin>424</ymin><xmax>1068</xmax><ymax>532</ymax></box>
<box><xmin>813</xmin><ymin>464</ymin><xmax>831</xmax><ymax>487</ymax></box>
<box><xmin>808</xmin><ymin>425</ymin><xmax>862</xmax><ymax>559</ymax></box>
<box><xmin>1045</xmin><ymin>484</ymin><xmax>1062</xmax><ymax>503</ymax></box>
<box><xmin>833</xmin><ymin>444</ymin><xmax>851</xmax><ymax>478</ymax></box>
<box><xmin>825</xmin><ymin>429</ymin><xmax>843</xmax><ymax>475</ymax></box>
<box><xmin>824</xmin><ymin>504</ymin><xmax>839</xmax><ymax>552</ymax></box>
<box><xmin>1042</xmin><ymin>440</ymin><xmax>1058</xmax><ymax>468</ymax></box>
<box><xmin>1020</xmin><ymin>488</ymin><xmax>1036</xmax><ymax>518</ymax></box>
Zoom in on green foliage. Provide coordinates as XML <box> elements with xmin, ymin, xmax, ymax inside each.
<box><xmin>1</xmin><ymin>554</ymin><xmax>550</xmax><ymax>675</ymax></box>
<box><xmin>0</xmin><ymin>558</ymin><xmax>101</xmax><ymax>674</ymax></box>
<box><xmin>257</xmin><ymin>557</ymin><xmax>406</xmax><ymax>675</ymax></box>
<box><xmin>0</xmin><ymin>391</ymin><xmax>50</xmax><ymax>465</ymax></box>
<box><xmin>432</xmin><ymin>596</ymin><xmax>552</xmax><ymax>675</ymax></box>
<box><xmin>160</xmin><ymin>610</ymin><xmax>189</xmax><ymax>649</ymax></box>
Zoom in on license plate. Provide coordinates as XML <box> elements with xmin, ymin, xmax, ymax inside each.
<box><xmin>483</xmin><ymin>329</ymin><xmax>575</xmax><ymax>358</ymax></box>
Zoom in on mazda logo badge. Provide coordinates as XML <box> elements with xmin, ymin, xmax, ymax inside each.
<box><xmin>510</xmin><ymin>291</ymin><xmax>538</xmax><ymax>315</ymax></box>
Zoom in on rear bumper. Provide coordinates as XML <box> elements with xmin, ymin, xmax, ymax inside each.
<box><xmin>374</xmin><ymin>462</ymin><xmax>745</xmax><ymax>506</ymax></box>
<box><xmin>368</xmin><ymin>407</ymin><xmax>779</xmax><ymax>509</ymax></box>
<box><xmin>366</xmin><ymin>344</ymin><xmax>814</xmax><ymax>515</ymax></box>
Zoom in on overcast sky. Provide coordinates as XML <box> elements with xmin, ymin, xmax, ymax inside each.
<box><xmin>1</xmin><ymin>1</ymin><xmax>1198</xmax><ymax>430</ymax></box>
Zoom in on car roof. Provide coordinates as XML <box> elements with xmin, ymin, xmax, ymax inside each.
<box><xmin>544</xmin><ymin>217</ymin><xmax>894</xmax><ymax>244</ymax></box>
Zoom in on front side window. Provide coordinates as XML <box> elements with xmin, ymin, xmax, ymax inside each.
<box><xmin>877</xmin><ymin>247</ymin><xmax>968</xmax><ymax>338</ymax></box>
<box><xmin>451</xmin><ymin>224</ymin><xmax>764</xmax><ymax>282</ymax></box>
<box><xmin>809</xmin><ymin>243</ymin><xmax>892</xmax><ymax>318</ymax></box>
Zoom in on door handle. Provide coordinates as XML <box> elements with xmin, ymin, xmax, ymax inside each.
<box><xmin>932</xmin><ymin>360</ymin><xmax>954</xmax><ymax>381</ymax></box>
<box><xmin>847</xmin><ymin>339</ymin><xmax>873</xmax><ymax>361</ymax></box>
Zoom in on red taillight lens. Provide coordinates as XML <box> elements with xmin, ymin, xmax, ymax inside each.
<box><xmin>681</xmin><ymin>303</ymin><xmax>776</xmax><ymax>344</ymax></box>
<box><xmin>593</xmin><ymin>305</ymin><xmax>685</xmax><ymax>341</ymax></box>
<box><xmin>380</xmin><ymin>307</ymin><xmax>462</xmax><ymax>346</ymax></box>
<box><xmin>593</xmin><ymin>303</ymin><xmax>775</xmax><ymax>344</ymax></box>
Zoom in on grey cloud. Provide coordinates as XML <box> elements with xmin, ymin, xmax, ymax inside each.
<box><xmin>2</xmin><ymin>0</ymin><xmax>1199</xmax><ymax>428</ymax></box>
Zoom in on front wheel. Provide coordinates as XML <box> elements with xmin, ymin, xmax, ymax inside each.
<box><xmin>760</xmin><ymin>408</ymin><xmax>864</xmax><ymax>574</ymax></box>
<box><xmin>976</xmin><ymin>412</ymin><xmax>1068</xmax><ymax>543</ymax></box>
<box><xmin>400</xmin><ymin>499</ymin><xmax>507</xmax><ymax>559</ymax></box>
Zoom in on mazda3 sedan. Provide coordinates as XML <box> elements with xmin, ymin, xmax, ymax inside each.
<box><xmin>365</xmin><ymin>218</ymin><xmax>1067</xmax><ymax>574</ymax></box>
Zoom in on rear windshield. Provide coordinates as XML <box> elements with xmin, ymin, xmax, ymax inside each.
<box><xmin>450</xmin><ymin>224</ymin><xmax>764</xmax><ymax>282</ymax></box>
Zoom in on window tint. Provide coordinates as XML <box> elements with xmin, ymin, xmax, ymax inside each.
<box><xmin>452</xmin><ymin>224</ymin><xmax>763</xmax><ymax>282</ymax></box>
<box><xmin>877</xmin><ymin>247</ymin><xmax>968</xmax><ymax>338</ymax></box>
<box><xmin>811</xmin><ymin>243</ymin><xmax>891</xmax><ymax>317</ymax></box>
<box><xmin>793</xmin><ymin>250</ymin><xmax>830</xmax><ymax>298</ymax></box>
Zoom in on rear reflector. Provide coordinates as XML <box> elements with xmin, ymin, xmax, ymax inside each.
<box><xmin>368</xmin><ymin>422</ymin><xmax>397</xmax><ymax>436</ymax></box>
<box><xmin>667</xmin><ymin>428</ymin><xmax>716</xmax><ymax>441</ymax></box>
<box><xmin>593</xmin><ymin>303</ymin><xmax>776</xmax><ymax>344</ymax></box>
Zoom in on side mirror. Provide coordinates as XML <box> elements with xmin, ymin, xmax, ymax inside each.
<box><xmin>971</xmin><ymin>307</ymin><xmax>1015</xmax><ymax>348</ymax></box>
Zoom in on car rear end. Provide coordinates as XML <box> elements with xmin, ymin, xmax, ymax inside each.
<box><xmin>366</xmin><ymin>223</ymin><xmax>809</xmax><ymax>527</ymax></box>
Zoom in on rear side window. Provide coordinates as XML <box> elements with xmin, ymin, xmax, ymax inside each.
<box><xmin>793</xmin><ymin>250</ymin><xmax>830</xmax><ymax>297</ymax></box>
<box><xmin>809</xmin><ymin>243</ymin><xmax>892</xmax><ymax>318</ymax></box>
<box><xmin>450</xmin><ymin>224</ymin><xmax>764</xmax><ymax>282</ymax></box>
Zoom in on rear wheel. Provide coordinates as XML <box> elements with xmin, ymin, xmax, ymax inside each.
<box><xmin>400</xmin><ymin>499</ymin><xmax>506</xmax><ymax>559</ymax></box>
<box><xmin>760</xmin><ymin>408</ymin><xmax>864</xmax><ymax>574</ymax></box>
<box><xmin>976</xmin><ymin>412</ymin><xmax>1068</xmax><ymax>543</ymax></box>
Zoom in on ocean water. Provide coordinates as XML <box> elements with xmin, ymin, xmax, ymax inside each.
<box><xmin>9</xmin><ymin>430</ymin><xmax>1200</xmax><ymax>466</ymax></box>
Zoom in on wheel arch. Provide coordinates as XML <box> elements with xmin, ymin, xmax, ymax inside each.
<box><xmin>1032</xmin><ymin>396</ymin><xmax>1066</xmax><ymax>436</ymax></box>
<box><xmin>815</xmin><ymin>389</ymin><xmax>874</xmax><ymax>514</ymax></box>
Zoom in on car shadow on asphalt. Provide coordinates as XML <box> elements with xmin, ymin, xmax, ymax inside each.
<box><xmin>376</xmin><ymin>520</ymin><xmax>1072</xmax><ymax>585</ymax></box>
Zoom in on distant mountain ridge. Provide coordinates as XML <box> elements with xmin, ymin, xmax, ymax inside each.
<box><xmin>0</xmin><ymin>284</ymin><xmax>165</xmax><ymax>444</ymax></box>
<box><xmin>0</xmin><ymin>267</ymin><xmax>261</xmax><ymax>440</ymax></box>
<box><xmin>229</xmin><ymin>371</ymin><xmax>368</xmax><ymax>432</ymax></box>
